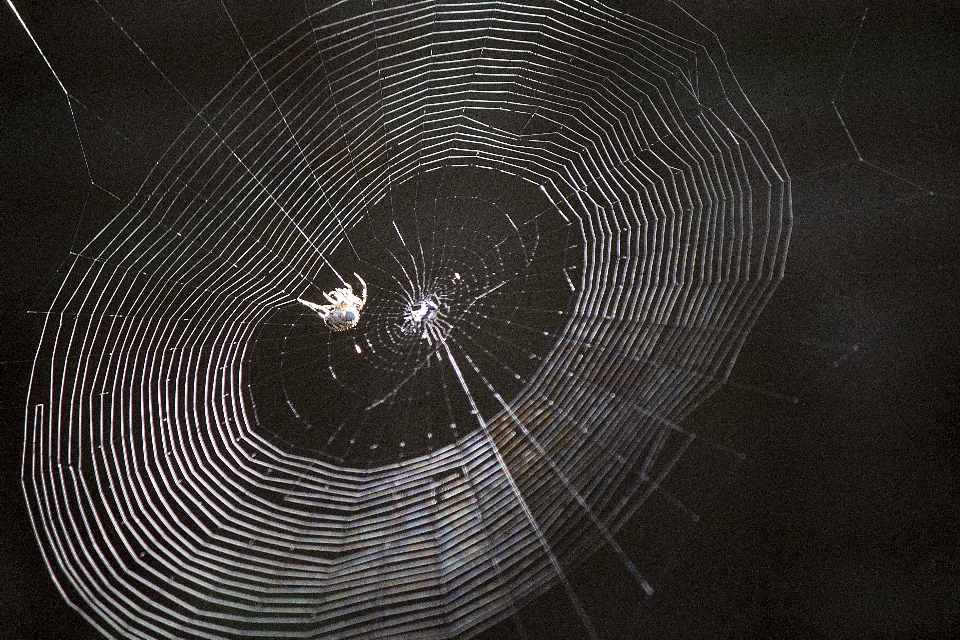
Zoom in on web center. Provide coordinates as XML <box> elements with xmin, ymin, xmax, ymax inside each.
<box><xmin>402</xmin><ymin>295</ymin><xmax>442</xmax><ymax>343</ymax></box>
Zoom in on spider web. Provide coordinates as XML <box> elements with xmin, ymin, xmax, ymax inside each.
<box><xmin>16</xmin><ymin>0</ymin><xmax>790</xmax><ymax>638</ymax></box>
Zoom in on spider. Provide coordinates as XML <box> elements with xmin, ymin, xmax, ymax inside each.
<box><xmin>298</xmin><ymin>273</ymin><xmax>368</xmax><ymax>332</ymax></box>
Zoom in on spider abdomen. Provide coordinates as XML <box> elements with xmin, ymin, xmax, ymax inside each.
<box><xmin>324</xmin><ymin>307</ymin><xmax>360</xmax><ymax>331</ymax></box>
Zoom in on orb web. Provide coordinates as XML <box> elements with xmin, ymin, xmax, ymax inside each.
<box><xmin>22</xmin><ymin>0</ymin><xmax>790</xmax><ymax>638</ymax></box>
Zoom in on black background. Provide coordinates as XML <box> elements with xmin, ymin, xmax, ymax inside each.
<box><xmin>1</xmin><ymin>1</ymin><xmax>958</xmax><ymax>638</ymax></box>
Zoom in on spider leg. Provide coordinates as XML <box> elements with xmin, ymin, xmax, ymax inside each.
<box><xmin>297</xmin><ymin>298</ymin><xmax>332</xmax><ymax>317</ymax></box>
<box><xmin>354</xmin><ymin>273</ymin><xmax>367</xmax><ymax>308</ymax></box>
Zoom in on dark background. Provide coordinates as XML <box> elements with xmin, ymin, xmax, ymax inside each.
<box><xmin>1</xmin><ymin>1</ymin><xmax>958</xmax><ymax>638</ymax></box>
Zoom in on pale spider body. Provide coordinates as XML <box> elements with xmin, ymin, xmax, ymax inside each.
<box><xmin>298</xmin><ymin>273</ymin><xmax>368</xmax><ymax>332</ymax></box>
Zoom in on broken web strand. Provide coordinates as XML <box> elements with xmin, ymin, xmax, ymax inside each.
<box><xmin>18</xmin><ymin>5</ymin><xmax>792</xmax><ymax>640</ymax></box>
<box><xmin>736</xmin><ymin>7</ymin><xmax>959</xmax><ymax>404</ymax></box>
<box><xmin>447</xmin><ymin>333</ymin><xmax>658</xmax><ymax>596</ymax></box>
<box><xmin>441</xmin><ymin>342</ymin><xmax>601</xmax><ymax>640</ymax></box>
<box><xmin>834</xmin><ymin>8</ymin><xmax>957</xmax><ymax>202</ymax></box>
